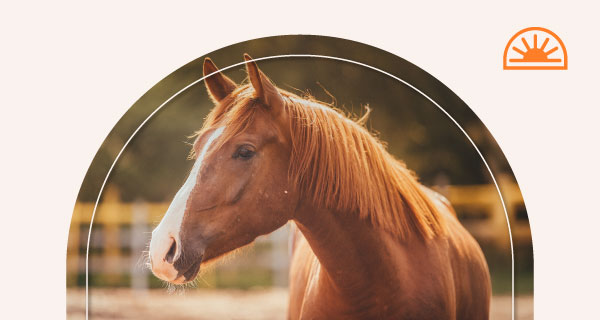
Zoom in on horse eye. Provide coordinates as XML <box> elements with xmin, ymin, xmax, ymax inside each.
<box><xmin>234</xmin><ymin>145</ymin><xmax>255</xmax><ymax>159</ymax></box>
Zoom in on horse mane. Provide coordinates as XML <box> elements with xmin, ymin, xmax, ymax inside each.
<box><xmin>199</xmin><ymin>84</ymin><xmax>446</xmax><ymax>240</ymax></box>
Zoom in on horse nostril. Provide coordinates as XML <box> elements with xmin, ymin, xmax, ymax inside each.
<box><xmin>164</xmin><ymin>238</ymin><xmax>177</xmax><ymax>264</ymax></box>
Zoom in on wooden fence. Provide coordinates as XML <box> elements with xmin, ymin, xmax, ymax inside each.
<box><xmin>67</xmin><ymin>178</ymin><xmax>529</xmax><ymax>288</ymax></box>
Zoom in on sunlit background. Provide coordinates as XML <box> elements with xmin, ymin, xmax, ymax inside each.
<box><xmin>67</xmin><ymin>36</ymin><xmax>532</xmax><ymax>319</ymax></box>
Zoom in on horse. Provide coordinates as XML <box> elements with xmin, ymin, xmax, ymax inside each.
<box><xmin>148</xmin><ymin>54</ymin><xmax>491</xmax><ymax>319</ymax></box>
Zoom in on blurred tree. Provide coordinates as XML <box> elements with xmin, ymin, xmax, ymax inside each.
<box><xmin>80</xmin><ymin>36</ymin><xmax>506</xmax><ymax>202</ymax></box>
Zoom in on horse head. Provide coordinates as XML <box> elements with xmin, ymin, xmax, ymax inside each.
<box><xmin>148</xmin><ymin>55</ymin><xmax>298</xmax><ymax>284</ymax></box>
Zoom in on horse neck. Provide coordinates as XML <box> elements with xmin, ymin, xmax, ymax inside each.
<box><xmin>293</xmin><ymin>204</ymin><xmax>411</xmax><ymax>305</ymax></box>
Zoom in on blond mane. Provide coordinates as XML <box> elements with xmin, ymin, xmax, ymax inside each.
<box><xmin>199</xmin><ymin>84</ymin><xmax>446</xmax><ymax>240</ymax></box>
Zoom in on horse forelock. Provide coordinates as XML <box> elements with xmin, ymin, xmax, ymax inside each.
<box><xmin>197</xmin><ymin>83</ymin><xmax>446</xmax><ymax>240</ymax></box>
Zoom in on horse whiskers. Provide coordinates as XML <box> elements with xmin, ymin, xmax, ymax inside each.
<box><xmin>196</xmin><ymin>274</ymin><xmax>211</xmax><ymax>288</ymax></box>
<box><xmin>161</xmin><ymin>274</ymin><xmax>204</xmax><ymax>294</ymax></box>
<box><xmin>184</xmin><ymin>278</ymin><xmax>200</xmax><ymax>289</ymax></box>
<box><xmin>136</xmin><ymin>241</ymin><xmax>153</xmax><ymax>271</ymax></box>
<box><xmin>136</xmin><ymin>251</ymin><xmax>152</xmax><ymax>271</ymax></box>
<box><xmin>165</xmin><ymin>281</ymin><xmax>187</xmax><ymax>295</ymax></box>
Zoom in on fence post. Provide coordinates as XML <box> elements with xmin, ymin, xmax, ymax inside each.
<box><xmin>131</xmin><ymin>200</ymin><xmax>150</xmax><ymax>291</ymax></box>
<box><xmin>100</xmin><ymin>187</ymin><xmax>123</xmax><ymax>286</ymax></box>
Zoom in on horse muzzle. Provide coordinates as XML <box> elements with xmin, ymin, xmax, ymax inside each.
<box><xmin>148</xmin><ymin>233</ymin><xmax>180</xmax><ymax>281</ymax></box>
<box><xmin>149</xmin><ymin>230</ymin><xmax>205</xmax><ymax>284</ymax></box>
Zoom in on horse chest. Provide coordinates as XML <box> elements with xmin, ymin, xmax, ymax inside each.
<box><xmin>292</xmin><ymin>265</ymin><xmax>454</xmax><ymax>320</ymax></box>
<box><xmin>297</xmin><ymin>286</ymin><xmax>454</xmax><ymax>320</ymax></box>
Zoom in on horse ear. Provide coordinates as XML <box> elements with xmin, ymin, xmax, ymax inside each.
<box><xmin>203</xmin><ymin>57</ymin><xmax>237</xmax><ymax>103</ymax></box>
<box><xmin>244</xmin><ymin>54</ymin><xmax>284</xmax><ymax>115</ymax></box>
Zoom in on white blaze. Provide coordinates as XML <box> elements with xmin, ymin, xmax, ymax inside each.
<box><xmin>149</xmin><ymin>126</ymin><xmax>225</xmax><ymax>280</ymax></box>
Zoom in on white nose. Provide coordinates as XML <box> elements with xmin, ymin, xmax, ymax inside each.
<box><xmin>149</xmin><ymin>228</ymin><xmax>180</xmax><ymax>282</ymax></box>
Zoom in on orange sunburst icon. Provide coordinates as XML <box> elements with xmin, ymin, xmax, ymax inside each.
<box><xmin>503</xmin><ymin>27</ymin><xmax>567</xmax><ymax>70</ymax></box>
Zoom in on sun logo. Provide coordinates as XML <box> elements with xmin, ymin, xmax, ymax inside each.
<box><xmin>503</xmin><ymin>27</ymin><xmax>567</xmax><ymax>70</ymax></box>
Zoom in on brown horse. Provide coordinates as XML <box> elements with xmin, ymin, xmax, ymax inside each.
<box><xmin>148</xmin><ymin>55</ymin><xmax>491</xmax><ymax>319</ymax></box>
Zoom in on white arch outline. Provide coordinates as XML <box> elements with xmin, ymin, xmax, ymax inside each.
<box><xmin>84</xmin><ymin>54</ymin><xmax>515</xmax><ymax>319</ymax></box>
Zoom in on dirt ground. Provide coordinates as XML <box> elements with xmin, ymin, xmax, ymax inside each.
<box><xmin>67</xmin><ymin>288</ymin><xmax>532</xmax><ymax>319</ymax></box>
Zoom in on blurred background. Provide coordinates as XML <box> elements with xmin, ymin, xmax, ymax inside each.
<box><xmin>67</xmin><ymin>36</ymin><xmax>533</xmax><ymax>319</ymax></box>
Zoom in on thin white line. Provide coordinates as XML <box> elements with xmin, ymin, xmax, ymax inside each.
<box><xmin>85</xmin><ymin>54</ymin><xmax>515</xmax><ymax>320</ymax></box>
